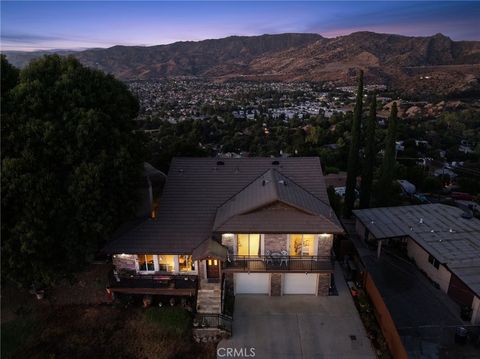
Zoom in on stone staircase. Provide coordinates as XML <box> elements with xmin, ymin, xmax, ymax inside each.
<box><xmin>196</xmin><ymin>281</ymin><xmax>222</xmax><ymax>313</ymax></box>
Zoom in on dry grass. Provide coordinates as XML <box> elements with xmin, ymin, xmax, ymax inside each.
<box><xmin>2</xmin><ymin>265</ymin><xmax>216</xmax><ymax>359</ymax></box>
<box><xmin>3</xmin><ymin>304</ymin><xmax>216</xmax><ymax>359</ymax></box>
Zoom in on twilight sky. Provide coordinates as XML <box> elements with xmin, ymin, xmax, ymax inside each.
<box><xmin>1</xmin><ymin>1</ymin><xmax>479</xmax><ymax>51</ymax></box>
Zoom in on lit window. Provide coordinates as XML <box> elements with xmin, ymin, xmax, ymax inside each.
<box><xmin>290</xmin><ymin>234</ymin><xmax>315</xmax><ymax>256</ymax></box>
<box><xmin>138</xmin><ymin>254</ymin><xmax>155</xmax><ymax>271</ymax></box>
<box><xmin>179</xmin><ymin>255</ymin><xmax>195</xmax><ymax>272</ymax></box>
<box><xmin>237</xmin><ymin>234</ymin><xmax>260</xmax><ymax>256</ymax></box>
<box><xmin>158</xmin><ymin>255</ymin><xmax>175</xmax><ymax>272</ymax></box>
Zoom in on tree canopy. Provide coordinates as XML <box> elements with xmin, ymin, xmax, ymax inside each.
<box><xmin>344</xmin><ymin>70</ymin><xmax>364</xmax><ymax>217</ymax></box>
<box><xmin>377</xmin><ymin>102</ymin><xmax>399</xmax><ymax>205</ymax></box>
<box><xmin>1</xmin><ymin>55</ymin><xmax>145</xmax><ymax>286</ymax></box>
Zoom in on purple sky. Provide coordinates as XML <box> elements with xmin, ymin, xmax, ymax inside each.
<box><xmin>1</xmin><ymin>1</ymin><xmax>479</xmax><ymax>51</ymax></box>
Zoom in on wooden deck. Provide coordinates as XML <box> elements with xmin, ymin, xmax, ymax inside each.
<box><xmin>108</xmin><ymin>273</ymin><xmax>198</xmax><ymax>296</ymax></box>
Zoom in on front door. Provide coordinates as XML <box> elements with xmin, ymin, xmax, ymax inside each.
<box><xmin>206</xmin><ymin>259</ymin><xmax>219</xmax><ymax>279</ymax></box>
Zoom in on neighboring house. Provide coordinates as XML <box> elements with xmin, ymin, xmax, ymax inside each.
<box><xmin>105</xmin><ymin>157</ymin><xmax>343</xmax><ymax>314</ymax></box>
<box><xmin>353</xmin><ymin>204</ymin><xmax>480</xmax><ymax>325</ymax></box>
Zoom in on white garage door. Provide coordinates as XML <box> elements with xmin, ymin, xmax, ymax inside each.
<box><xmin>234</xmin><ymin>273</ymin><xmax>270</xmax><ymax>294</ymax></box>
<box><xmin>283</xmin><ymin>273</ymin><xmax>317</xmax><ymax>294</ymax></box>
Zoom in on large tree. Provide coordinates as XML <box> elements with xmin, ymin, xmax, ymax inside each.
<box><xmin>377</xmin><ymin>102</ymin><xmax>398</xmax><ymax>204</ymax></box>
<box><xmin>344</xmin><ymin>70</ymin><xmax>364</xmax><ymax>217</ymax></box>
<box><xmin>359</xmin><ymin>94</ymin><xmax>377</xmax><ymax>208</ymax></box>
<box><xmin>1</xmin><ymin>55</ymin><xmax>145</xmax><ymax>286</ymax></box>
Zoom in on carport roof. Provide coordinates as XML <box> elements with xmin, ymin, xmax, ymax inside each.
<box><xmin>353</xmin><ymin>204</ymin><xmax>480</xmax><ymax>297</ymax></box>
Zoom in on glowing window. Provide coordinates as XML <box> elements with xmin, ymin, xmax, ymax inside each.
<box><xmin>289</xmin><ymin>234</ymin><xmax>315</xmax><ymax>256</ymax></box>
<box><xmin>138</xmin><ymin>254</ymin><xmax>155</xmax><ymax>271</ymax></box>
<box><xmin>237</xmin><ymin>234</ymin><xmax>260</xmax><ymax>256</ymax></box>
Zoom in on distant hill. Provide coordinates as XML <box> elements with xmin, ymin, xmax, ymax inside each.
<box><xmin>4</xmin><ymin>32</ymin><xmax>480</xmax><ymax>95</ymax></box>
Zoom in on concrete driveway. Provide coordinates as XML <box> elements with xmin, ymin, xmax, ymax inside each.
<box><xmin>218</xmin><ymin>268</ymin><xmax>375</xmax><ymax>359</ymax></box>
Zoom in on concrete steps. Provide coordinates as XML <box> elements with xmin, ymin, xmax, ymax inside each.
<box><xmin>197</xmin><ymin>282</ymin><xmax>221</xmax><ymax>313</ymax></box>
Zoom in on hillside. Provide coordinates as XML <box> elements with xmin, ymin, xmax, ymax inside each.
<box><xmin>4</xmin><ymin>32</ymin><xmax>480</xmax><ymax>95</ymax></box>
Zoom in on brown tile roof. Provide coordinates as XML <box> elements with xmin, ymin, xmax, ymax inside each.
<box><xmin>214</xmin><ymin>169</ymin><xmax>342</xmax><ymax>233</ymax></box>
<box><xmin>105</xmin><ymin>157</ymin><xmax>342</xmax><ymax>254</ymax></box>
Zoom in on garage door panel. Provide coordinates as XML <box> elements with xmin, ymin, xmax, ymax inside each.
<box><xmin>235</xmin><ymin>273</ymin><xmax>270</xmax><ymax>294</ymax></box>
<box><xmin>284</xmin><ymin>273</ymin><xmax>317</xmax><ymax>294</ymax></box>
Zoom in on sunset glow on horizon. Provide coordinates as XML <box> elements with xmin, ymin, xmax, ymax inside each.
<box><xmin>1</xmin><ymin>1</ymin><xmax>479</xmax><ymax>52</ymax></box>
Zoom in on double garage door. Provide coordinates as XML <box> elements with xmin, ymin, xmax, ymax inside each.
<box><xmin>234</xmin><ymin>273</ymin><xmax>317</xmax><ymax>295</ymax></box>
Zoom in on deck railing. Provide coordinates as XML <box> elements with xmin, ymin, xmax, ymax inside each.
<box><xmin>224</xmin><ymin>255</ymin><xmax>333</xmax><ymax>272</ymax></box>
<box><xmin>109</xmin><ymin>272</ymin><xmax>198</xmax><ymax>290</ymax></box>
<box><xmin>194</xmin><ymin>313</ymin><xmax>233</xmax><ymax>335</ymax></box>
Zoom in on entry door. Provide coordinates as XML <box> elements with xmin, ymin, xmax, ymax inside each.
<box><xmin>206</xmin><ymin>259</ymin><xmax>220</xmax><ymax>279</ymax></box>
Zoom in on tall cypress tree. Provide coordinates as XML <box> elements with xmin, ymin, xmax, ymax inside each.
<box><xmin>344</xmin><ymin>70</ymin><xmax>363</xmax><ymax>217</ymax></box>
<box><xmin>359</xmin><ymin>93</ymin><xmax>377</xmax><ymax>209</ymax></box>
<box><xmin>377</xmin><ymin>102</ymin><xmax>398</xmax><ymax>204</ymax></box>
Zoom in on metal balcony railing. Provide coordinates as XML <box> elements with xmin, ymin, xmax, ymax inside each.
<box><xmin>194</xmin><ymin>313</ymin><xmax>233</xmax><ymax>335</ymax></box>
<box><xmin>224</xmin><ymin>255</ymin><xmax>333</xmax><ymax>272</ymax></box>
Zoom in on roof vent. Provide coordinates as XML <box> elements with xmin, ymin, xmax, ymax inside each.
<box><xmin>216</xmin><ymin>160</ymin><xmax>225</xmax><ymax>166</ymax></box>
<box><xmin>278</xmin><ymin>180</ymin><xmax>287</xmax><ymax>186</ymax></box>
<box><xmin>262</xmin><ymin>179</ymin><xmax>270</xmax><ymax>186</ymax></box>
<box><xmin>419</xmin><ymin>218</ymin><xmax>424</xmax><ymax>224</ymax></box>
<box><xmin>272</xmin><ymin>160</ymin><xmax>280</xmax><ymax>165</ymax></box>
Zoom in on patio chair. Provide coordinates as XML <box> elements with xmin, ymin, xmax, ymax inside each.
<box><xmin>280</xmin><ymin>250</ymin><xmax>289</xmax><ymax>268</ymax></box>
<box><xmin>264</xmin><ymin>250</ymin><xmax>273</xmax><ymax>265</ymax></box>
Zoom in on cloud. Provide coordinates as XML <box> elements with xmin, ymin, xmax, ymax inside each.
<box><xmin>1</xmin><ymin>32</ymin><xmax>67</xmax><ymax>44</ymax></box>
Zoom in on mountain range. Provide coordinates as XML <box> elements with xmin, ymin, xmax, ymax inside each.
<box><xmin>4</xmin><ymin>32</ymin><xmax>480</xmax><ymax>96</ymax></box>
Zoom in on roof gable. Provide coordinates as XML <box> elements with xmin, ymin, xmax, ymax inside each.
<box><xmin>213</xmin><ymin>168</ymin><xmax>337</xmax><ymax>230</ymax></box>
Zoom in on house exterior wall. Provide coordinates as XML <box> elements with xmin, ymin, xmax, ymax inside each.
<box><xmin>270</xmin><ymin>273</ymin><xmax>282</xmax><ymax>296</ymax></box>
<box><xmin>407</xmin><ymin>239</ymin><xmax>451</xmax><ymax>293</ymax></box>
<box><xmin>317</xmin><ymin>273</ymin><xmax>330</xmax><ymax>296</ymax></box>
<box><xmin>472</xmin><ymin>296</ymin><xmax>480</xmax><ymax>325</ymax></box>
<box><xmin>222</xmin><ymin>233</ymin><xmax>333</xmax><ymax>257</ymax></box>
<box><xmin>221</xmin><ymin>234</ymin><xmax>235</xmax><ymax>254</ymax></box>
<box><xmin>355</xmin><ymin>220</ymin><xmax>366</xmax><ymax>240</ymax></box>
<box><xmin>112</xmin><ymin>253</ymin><xmax>197</xmax><ymax>275</ymax></box>
<box><xmin>264</xmin><ymin>234</ymin><xmax>288</xmax><ymax>253</ymax></box>
<box><xmin>112</xmin><ymin>254</ymin><xmax>136</xmax><ymax>272</ymax></box>
<box><xmin>317</xmin><ymin>234</ymin><xmax>333</xmax><ymax>257</ymax></box>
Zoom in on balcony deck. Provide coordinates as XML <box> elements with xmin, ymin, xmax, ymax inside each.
<box><xmin>108</xmin><ymin>273</ymin><xmax>198</xmax><ymax>296</ymax></box>
<box><xmin>223</xmin><ymin>255</ymin><xmax>333</xmax><ymax>273</ymax></box>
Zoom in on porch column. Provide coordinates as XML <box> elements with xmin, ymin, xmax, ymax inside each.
<box><xmin>377</xmin><ymin>240</ymin><xmax>382</xmax><ymax>259</ymax></box>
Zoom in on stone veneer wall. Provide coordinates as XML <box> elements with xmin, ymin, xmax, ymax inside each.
<box><xmin>264</xmin><ymin>234</ymin><xmax>288</xmax><ymax>253</ymax></box>
<box><xmin>198</xmin><ymin>260</ymin><xmax>206</xmax><ymax>280</ymax></box>
<box><xmin>221</xmin><ymin>235</ymin><xmax>235</xmax><ymax>254</ymax></box>
<box><xmin>317</xmin><ymin>273</ymin><xmax>331</xmax><ymax>296</ymax></box>
<box><xmin>270</xmin><ymin>273</ymin><xmax>282</xmax><ymax>296</ymax></box>
<box><xmin>113</xmin><ymin>255</ymin><xmax>136</xmax><ymax>271</ymax></box>
<box><xmin>317</xmin><ymin>235</ymin><xmax>333</xmax><ymax>257</ymax></box>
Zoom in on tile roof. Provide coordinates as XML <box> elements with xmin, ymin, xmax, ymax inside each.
<box><xmin>105</xmin><ymin>157</ymin><xmax>341</xmax><ymax>254</ymax></box>
<box><xmin>214</xmin><ymin>169</ymin><xmax>342</xmax><ymax>233</ymax></box>
<box><xmin>353</xmin><ymin>204</ymin><xmax>480</xmax><ymax>296</ymax></box>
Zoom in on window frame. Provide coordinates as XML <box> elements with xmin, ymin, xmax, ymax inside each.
<box><xmin>136</xmin><ymin>254</ymin><xmax>157</xmax><ymax>273</ymax></box>
<box><xmin>289</xmin><ymin>234</ymin><xmax>316</xmax><ymax>256</ymax></box>
<box><xmin>236</xmin><ymin>234</ymin><xmax>261</xmax><ymax>257</ymax></box>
